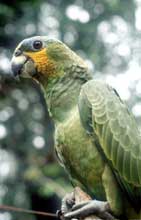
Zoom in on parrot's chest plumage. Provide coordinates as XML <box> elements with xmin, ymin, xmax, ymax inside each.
<box><xmin>55</xmin><ymin>107</ymin><xmax>106</xmax><ymax>200</ymax></box>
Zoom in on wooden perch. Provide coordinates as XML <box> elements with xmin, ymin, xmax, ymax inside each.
<box><xmin>73</xmin><ymin>187</ymin><xmax>102</xmax><ymax>220</ymax></box>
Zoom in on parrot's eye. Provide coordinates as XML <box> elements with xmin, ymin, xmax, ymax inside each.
<box><xmin>33</xmin><ymin>40</ymin><xmax>43</xmax><ymax>50</ymax></box>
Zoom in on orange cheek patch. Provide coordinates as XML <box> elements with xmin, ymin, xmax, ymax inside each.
<box><xmin>25</xmin><ymin>48</ymin><xmax>55</xmax><ymax>77</ymax></box>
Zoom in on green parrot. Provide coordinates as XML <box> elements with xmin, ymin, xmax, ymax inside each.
<box><xmin>11</xmin><ymin>36</ymin><xmax>141</xmax><ymax>219</ymax></box>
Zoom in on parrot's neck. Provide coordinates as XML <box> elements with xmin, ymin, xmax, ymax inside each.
<box><xmin>42</xmin><ymin>65</ymin><xmax>92</xmax><ymax>123</ymax></box>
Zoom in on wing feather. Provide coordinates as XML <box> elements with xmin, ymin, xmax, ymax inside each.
<box><xmin>79</xmin><ymin>79</ymin><xmax>141</xmax><ymax>187</ymax></box>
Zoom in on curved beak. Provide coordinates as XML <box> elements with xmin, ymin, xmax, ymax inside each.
<box><xmin>11</xmin><ymin>49</ymin><xmax>36</xmax><ymax>78</ymax></box>
<box><xmin>11</xmin><ymin>50</ymin><xmax>28</xmax><ymax>77</ymax></box>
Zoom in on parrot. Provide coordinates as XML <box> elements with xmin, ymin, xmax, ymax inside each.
<box><xmin>11</xmin><ymin>36</ymin><xmax>141</xmax><ymax>219</ymax></box>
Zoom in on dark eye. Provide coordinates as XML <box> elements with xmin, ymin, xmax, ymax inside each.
<box><xmin>33</xmin><ymin>40</ymin><xmax>43</xmax><ymax>50</ymax></box>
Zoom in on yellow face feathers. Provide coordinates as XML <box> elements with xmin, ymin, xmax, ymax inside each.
<box><xmin>11</xmin><ymin>36</ymin><xmax>89</xmax><ymax>84</ymax></box>
<box><xmin>25</xmin><ymin>48</ymin><xmax>56</xmax><ymax>77</ymax></box>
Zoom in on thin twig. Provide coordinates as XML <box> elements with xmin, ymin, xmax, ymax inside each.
<box><xmin>0</xmin><ymin>204</ymin><xmax>58</xmax><ymax>217</ymax></box>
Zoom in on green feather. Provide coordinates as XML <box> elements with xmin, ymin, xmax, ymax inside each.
<box><xmin>79</xmin><ymin>79</ymin><xmax>141</xmax><ymax>206</ymax></box>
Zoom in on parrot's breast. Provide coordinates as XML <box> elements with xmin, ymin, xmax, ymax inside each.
<box><xmin>55</xmin><ymin>107</ymin><xmax>106</xmax><ymax>200</ymax></box>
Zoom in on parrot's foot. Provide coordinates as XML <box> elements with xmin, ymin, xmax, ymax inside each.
<box><xmin>64</xmin><ymin>200</ymin><xmax>116</xmax><ymax>220</ymax></box>
<box><xmin>60</xmin><ymin>192</ymin><xmax>75</xmax><ymax>214</ymax></box>
<box><xmin>58</xmin><ymin>193</ymin><xmax>116</xmax><ymax>220</ymax></box>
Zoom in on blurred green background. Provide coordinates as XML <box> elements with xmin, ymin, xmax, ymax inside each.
<box><xmin>0</xmin><ymin>0</ymin><xmax>141</xmax><ymax>219</ymax></box>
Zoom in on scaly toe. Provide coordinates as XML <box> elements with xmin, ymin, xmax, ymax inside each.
<box><xmin>61</xmin><ymin>192</ymin><xmax>75</xmax><ymax>214</ymax></box>
<box><xmin>64</xmin><ymin>200</ymin><xmax>116</xmax><ymax>220</ymax></box>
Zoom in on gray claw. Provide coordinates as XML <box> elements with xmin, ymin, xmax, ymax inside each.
<box><xmin>61</xmin><ymin>192</ymin><xmax>75</xmax><ymax>214</ymax></box>
<box><xmin>64</xmin><ymin>200</ymin><xmax>116</xmax><ymax>220</ymax></box>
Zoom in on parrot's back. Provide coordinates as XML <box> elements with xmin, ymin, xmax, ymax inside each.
<box><xmin>78</xmin><ymin>79</ymin><xmax>141</xmax><ymax>211</ymax></box>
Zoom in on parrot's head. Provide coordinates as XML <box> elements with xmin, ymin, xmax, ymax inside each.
<box><xmin>11</xmin><ymin>36</ymin><xmax>87</xmax><ymax>85</ymax></box>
